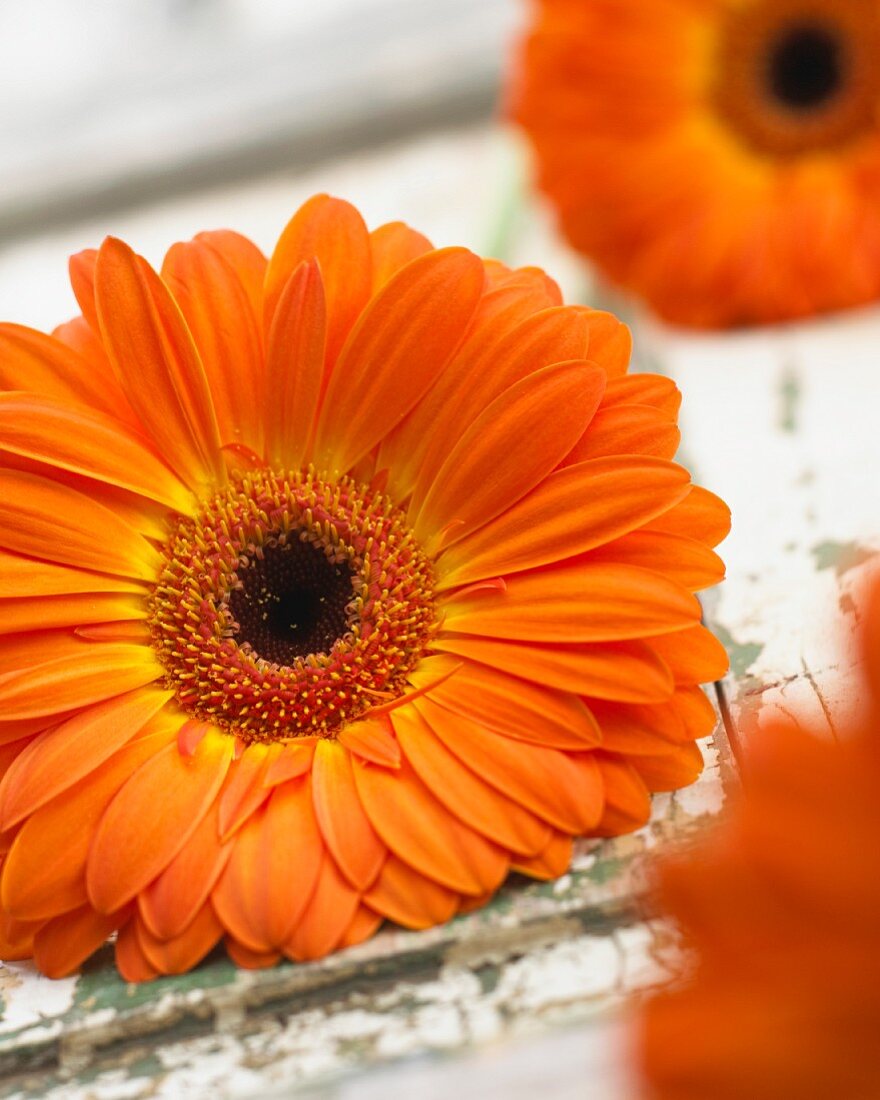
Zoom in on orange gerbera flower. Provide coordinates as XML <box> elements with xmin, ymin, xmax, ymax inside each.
<box><xmin>640</xmin><ymin>582</ymin><xmax>880</xmax><ymax>1099</ymax></box>
<box><xmin>511</xmin><ymin>0</ymin><xmax>880</xmax><ymax>328</ymax></box>
<box><xmin>0</xmin><ymin>195</ymin><xmax>729</xmax><ymax>982</ymax></box>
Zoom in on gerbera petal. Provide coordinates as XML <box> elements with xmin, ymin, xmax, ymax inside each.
<box><xmin>33</xmin><ymin>905</ymin><xmax>126</xmax><ymax>979</ymax></box>
<box><xmin>338</xmin><ymin>905</ymin><xmax>383</xmax><ymax>949</ymax></box>
<box><xmin>95</xmin><ymin>237</ymin><xmax>225</xmax><ymax>491</ymax></box>
<box><xmin>583</xmin><ymin>310</ymin><xmax>631</xmax><ymax>377</ymax></box>
<box><xmin>225</xmin><ymin>940</ymin><xmax>282</xmax><ymax>970</ymax></box>
<box><xmin>369</xmin><ymin>221</ymin><xmax>433</xmax><ymax>289</ymax></box>
<box><xmin>0</xmin><ymin>642</ymin><xmax>162</xmax><ymax>721</ymax></box>
<box><xmin>352</xmin><ymin>755</ymin><xmax>509</xmax><ymax>895</ymax></box>
<box><xmin>649</xmin><ymin>625</ymin><xmax>730</xmax><ymax>684</ymax></box>
<box><xmin>675</xmin><ymin>686</ymin><xmax>718</xmax><ymax>739</ymax></box>
<box><xmin>0</xmin><ymin>686</ymin><xmax>171</xmax><ymax>828</ymax></box>
<box><xmin>0</xmin><ymin>323</ymin><xmax>125</xmax><ymax>419</ymax></box>
<box><xmin>564</xmin><ymin>404</ymin><xmax>681</xmax><ymax>463</ymax></box>
<box><xmin>284</xmin><ymin>855</ymin><xmax>361</xmax><ymax>962</ymax></box>
<box><xmin>363</xmin><ymin>856</ymin><xmax>459</xmax><ymax>930</ymax></box>
<box><xmin>68</xmin><ymin>249</ymin><xmax>100</xmax><ymax>331</ymax></box>
<box><xmin>337</xmin><ymin>718</ymin><xmax>401</xmax><ymax>767</ymax></box>
<box><xmin>0</xmin><ymin>550</ymin><xmax>145</xmax><ymax>598</ymax></box>
<box><xmin>162</xmin><ymin>237</ymin><xmax>264</xmax><ymax>454</ymax></box>
<box><xmin>379</xmin><ymin>292</ymin><xmax>580</xmax><ymax>499</ymax></box>
<box><xmin>264</xmin><ymin>742</ymin><xmax>315</xmax><ymax>786</ymax></box>
<box><xmin>458</xmin><ymin>891</ymin><xmax>496</xmax><ymax>915</ymax></box>
<box><xmin>645</xmin><ymin>484</ymin><xmax>732</xmax><ymax>549</ymax></box>
<box><xmin>76</xmin><ymin>622</ymin><xmax>151</xmax><ymax>644</ymax></box>
<box><xmin>195</xmin><ymin>230</ymin><xmax>267</xmax><ymax>321</ymax></box>
<box><xmin>435</xmin><ymin>635</ymin><xmax>675</xmax><ymax>702</ymax></box>
<box><xmin>393</xmin><ymin>705</ymin><xmax>552</xmax><ymax>856</ymax></box>
<box><xmin>415</xmin><ymin>697</ymin><xmax>604</xmax><ymax>834</ymax></box>
<box><xmin>435</xmin><ymin>456</ymin><xmax>691</xmax><ymax>588</ymax></box>
<box><xmin>0</xmin><ymin>736</ymin><xmax>36</xmax><ymax>791</ymax></box>
<box><xmin>264</xmin><ymin>194</ymin><xmax>371</xmax><ymax>364</ymax></box>
<box><xmin>603</xmin><ymin>374</ymin><xmax>682</xmax><ymax>418</ymax></box>
<box><xmin>413</xmin><ymin>362</ymin><xmax>606</xmax><ymax>550</ymax></box>
<box><xmin>264</xmin><ymin>259</ymin><xmax>327</xmax><ymax>471</ymax></box>
<box><xmin>442</xmin><ymin>561</ymin><xmax>701</xmax><ymax>643</ymax></box>
<box><xmin>0</xmin><ymin>913</ymin><xmax>40</xmax><ymax>960</ymax></box>
<box><xmin>115</xmin><ymin>920</ymin><xmax>159</xmax><ymax>983</ymax></box>
<box><xmin>0</xmin><ymin>629</ymin><xmax>116</xmax><ymax>673</ymax></box>
<box><xmin>584</xmin><ymin>530</ymin><xmax>726</xmax><ymax>591</ymax></box>
<box><xmin>87</xmin><ymin>730</ymin><xmax>233</xmax><ymax>913</ymax></box>
<box><xmin>212</xmin><ymin>779</ymin><xmax>323</xmax><ymax>951</ymax></box>
<box><xmin>0</xmin><ymin>593</ymin><xmax>146</xmax><ymax>636</ymax></box>
<box><xmin>0</xmin><ymin>469</ymin><xmax>162</xmax><ymax>580</ymax></box>
<box><xmin>484</xmin><ymin>261</ymin><xmax>562</xmax><ymax>304</ymax></box>
<box><xmin>311</xmin><ymin>247</ymin><xmax>485</xmax><ymax>474</ymax></box>
<box><xmin>408</xmin><ymin>656</ymin><xmax>601</xmax><ymax>750</ymax></box>
<box><xmin>52</xmin><ymin>313</ymin><xmax>114</xmax><ymax>375</ymax></box>
<box><xmin>137</xmin><ymin>903</ymin><xmax>223</xmax><ymax>975</ymax></box>
<box><xmin>311</xmin><ymin>740</ymin><xmax>386</xmax><ymax>890</ymax></box>
<box><xmin>0</xmin><ymin>392</ymin><xmax>193</xmax><ymax>512</ymax></box>
<box><xmin>413</xmin><ymin>306</ymin><xmax>593</xmax><ymax>487</ymax></box>
<box><xmin>511</xmin><ymin>832</ymin><xmax>574</xmax><ymax>880</ymax></box>
<box><xmin>630</xmin><ymin>742</ymin><xmax>705</xmax><ymax>791</ymax></box>
<box><xmin>593</xmin><ymin>754</ymin><xmax>652</xmax><ymax>836</ymax></box>
<box><xmin>0</xmin><ymin>716</ymin><xmax>69</xmax><ymax>746</ymax></box>
<box><xmin>1</xmin><ymin>724</ymin><xmax>174</xmax><ymax>920</ymax></box>
<box><xmin>586</xmin><ymin>697</ymin><xmax>689</xmax><ymax>756</ymax></box>
<box><xmin>139</xmin><ymin>795</ymin><xmax>232</xmax><ymax>939</ymax></box>
<box><xmin>217</xmin><ymin>743</ymin><xmax>276</xmax><ymax>840</ymax></box>
<box><xmin>86</xmin><ymin>483</ymin><xmax>174</xmax><ymax>543</ymax></box>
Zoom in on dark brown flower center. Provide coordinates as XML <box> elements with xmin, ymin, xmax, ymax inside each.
<box><xmin>767</xmin><ymin>22</ymin><xmax>843</xmax><ymax>110</ymax></box>
<box><xmin>713</xmin><ymin>1</ymin><xmax>880</xmax><ymax>157</ymax></box>
<box><xmin>227</xmin><ymin>540</ymin><xmax>356</xmax><ymax>666</ymax></box>
<box><xmin>148</xmin><ymin>468</ymin><xmax>437</xmax><ymax>743</ymax></box>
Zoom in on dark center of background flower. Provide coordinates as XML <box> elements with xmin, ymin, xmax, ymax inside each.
<box><xmin>767</xmin><ymin>22</ymin><xmax>843</xmax><ymax>109</ymax></box>
<box><xmin>227</xmin><ymin>541</ymin><xmax>355</xmax><ymax>666</ymax></box>
<box><xmin>714</xmin><ymin>1</ymin><xmax>880</xmax><ymax>157</ymax></box>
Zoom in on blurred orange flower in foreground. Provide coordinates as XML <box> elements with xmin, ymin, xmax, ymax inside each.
<box><xmin>511</xmin><ymin>0</ymin><xmax>880</xmax><ymax>328</ymax></box>
<box><xmin>0</xmin><ymin>195</ymin><xmax>728</xmax><ymax>981</ymax></box>
<box><xmin>640</xmin><ymin>582</ymin><xmax>880</xmax><ymax>1098</ymax></box>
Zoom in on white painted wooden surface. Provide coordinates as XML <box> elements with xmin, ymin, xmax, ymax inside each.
<box><xmin>643</xmin><ymin>307</ymin><xmax>880</xmax><ymax>740</ymax></box>
<box><xmin>0</xmin><ymin>121</ymin><xmax>874</xmax><ymax>1097</ymax></box>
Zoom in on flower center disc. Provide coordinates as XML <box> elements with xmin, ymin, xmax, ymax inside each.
<box><xmin>769</xmin><ymin>24</ymin><xmax>842</xmax><ymax>109</ymax></box>
<box><xmin>713</xmin><ymin>0</ymin><xmax>880</xmax><ymax>156</ymax></box>
<box><xmin>227</xmin><ymin>542</ymin><xmax>355</xmax><ymax>666</ymax></box>
<box><xmin>148</xmin><ymin>469</ymin><xmax>437</xmax><ymax>743</ymax></box>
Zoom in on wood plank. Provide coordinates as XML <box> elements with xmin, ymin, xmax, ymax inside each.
<box><xmin>641</xmin><ymin>307</ymin><xmax>880</xmax><ymax>741</ymax></box>
<box><xmin>0</xmin><ymin>774</ymin><xmax>713</xmax><ymax>1098</ymax></box>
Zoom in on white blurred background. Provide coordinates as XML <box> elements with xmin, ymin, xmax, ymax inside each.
<box><xmin>0</xmin><ymin>0</ymin><xmax>554</xmax><ymax>334</ymax></box>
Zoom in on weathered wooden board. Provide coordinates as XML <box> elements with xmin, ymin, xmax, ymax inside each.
<box><xmin>643</xmin><ymin>306</ymin><xmax>880</xmax><ymax>742</ymax></box>
<box><xmin>4</xmin><ymin>121</ymin><xmax>871</xmax><ymax>1097</ymax></box>
<box><xmin>0</xmin><ymin>808</ymin><xmax>705</xmax><ymax>1098</ymax></box>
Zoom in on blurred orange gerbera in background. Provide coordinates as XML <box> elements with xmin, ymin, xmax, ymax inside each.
<box><xmin>640</xmin><ymin>579</ymin><xmax>880</xmax><ymax>1098</ymax></box>
<box><xmin>0</xmin><ymin>195</ymin><xmax>729</xmax><ymax>982</ymax></box>
<box><xmin>511</xmin><ymin>0</ymin><xmax>880</xmax><ymax>328</ymax></box>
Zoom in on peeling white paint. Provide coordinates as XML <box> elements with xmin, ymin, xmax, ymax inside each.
<box><xmin>0</xmin><ymin>964</ymin><xmax>76</xmax><ymax>1037</ymax></box>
